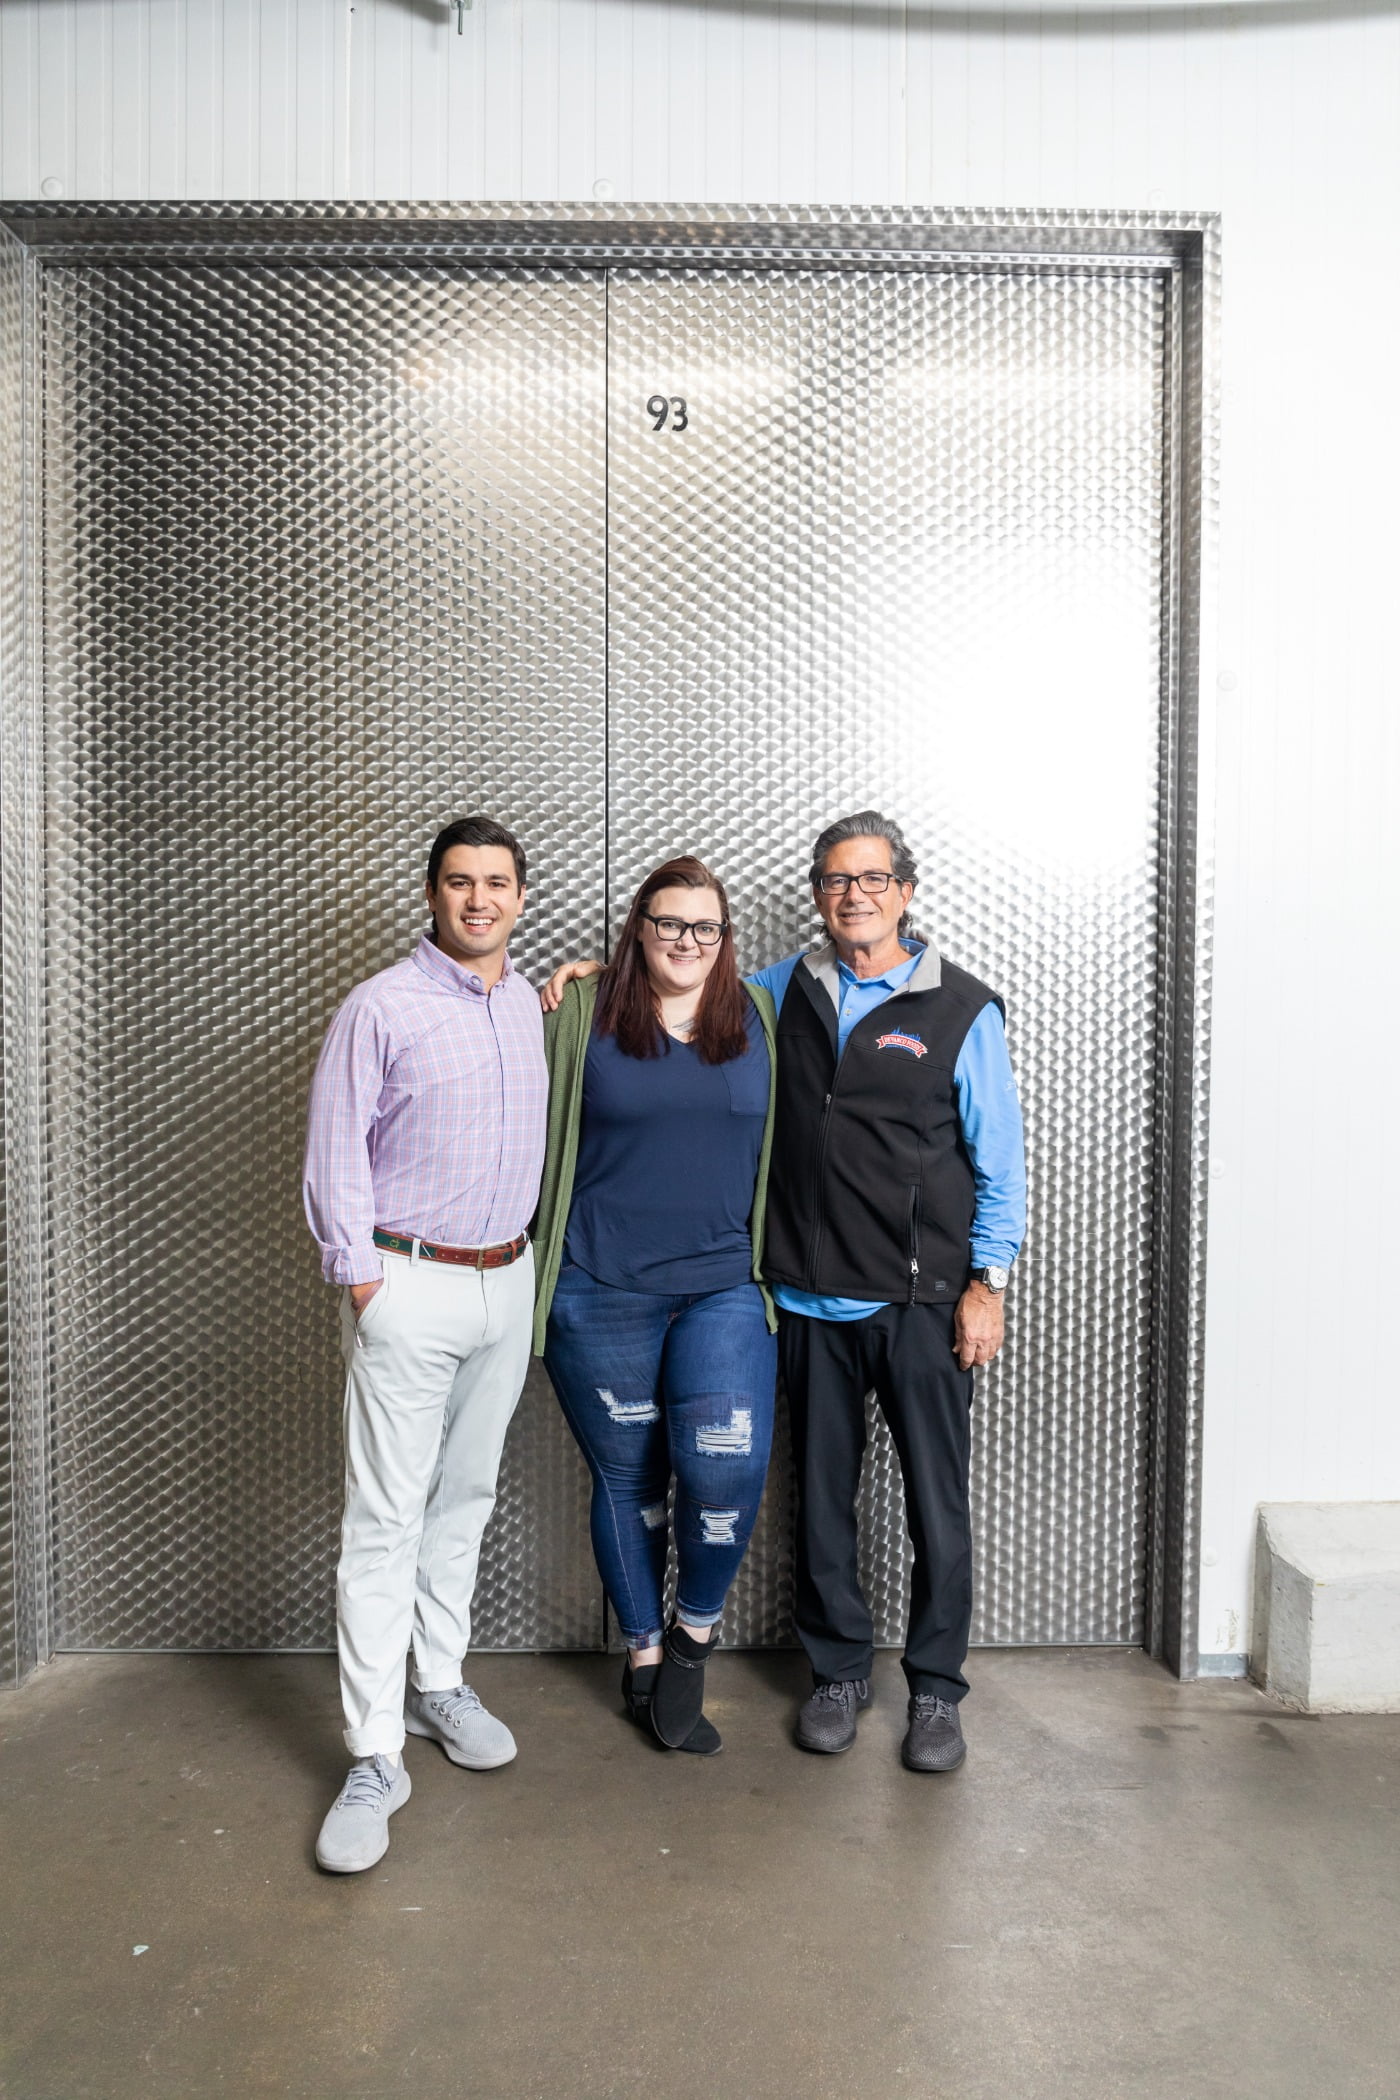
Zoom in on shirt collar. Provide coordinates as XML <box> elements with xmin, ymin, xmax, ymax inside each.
<box><xmin>412</xmin><ymin>932</ymin><xmax>514</xmax><ymax>997</ymax></box>
<box><xmin>836</xmin><ymin>941</ymin><xmax>925</xmax><ymax>993</ymax></box>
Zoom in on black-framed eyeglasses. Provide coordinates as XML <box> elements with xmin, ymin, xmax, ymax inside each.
<box><xmin>640</xmin><ymin>911</ymin><xmax>729</xmax><ymax>947</ymax></box>
<box><xmin>815</xmin><ymin>870</ymin><xmax>902</xmax><ymax>896</ymax></box>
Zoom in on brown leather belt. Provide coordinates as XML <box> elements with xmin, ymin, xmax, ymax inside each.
<box><xmin>372</xmin><ymin>1227</ymin><xmax>529</xmax><ymax>1271</ymax></box>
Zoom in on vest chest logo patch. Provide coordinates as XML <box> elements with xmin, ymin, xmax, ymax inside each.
<box><xmin>875</xmin><ymin>1029</ymin><xmax>928</xmax><ymax>1059</ymax></box>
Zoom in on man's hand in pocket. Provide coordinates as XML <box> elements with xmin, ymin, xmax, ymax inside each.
<box><xmin>349</xmin><ymin>1278</ymin><xmax>384</xmax><ymax>1321</ymax></box>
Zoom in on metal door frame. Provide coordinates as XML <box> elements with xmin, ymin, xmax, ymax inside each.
<box><xmin>0</xmin><ymin>202</ymin><xmax>1219</xmax><ymax>1687</ymax></box>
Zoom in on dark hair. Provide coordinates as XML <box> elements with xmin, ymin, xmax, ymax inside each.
<box><xmin>426</xmin><ymin>816</ymin><xmax>527</xmax><ymax>893</ymax></box>
<box><xmin>808</xmin><ymin>809</ymin><xmax>918</xmax><ymax>939</ymax></box>
<box><xmin>595</xmin><ymin>856</ymin><xmax>750</xmax><ymax>1065</ymax></box>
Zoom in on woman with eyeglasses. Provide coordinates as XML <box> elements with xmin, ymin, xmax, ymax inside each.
<box><xmin>531</xmin><ymin>856</ymin><xmax>778</xmax><ymax>1755</ymax></box>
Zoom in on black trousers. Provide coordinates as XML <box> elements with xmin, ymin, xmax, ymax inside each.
<box><xmin>780</xmin><ymin>1301</ymin><xmax>974</xmax><ymax>1702</ymax></box>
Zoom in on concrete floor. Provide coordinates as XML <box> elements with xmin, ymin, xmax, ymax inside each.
<box><xmin>0</xmin><ymin>1650</ymin><xmax>1397</xmax><ymax>2100</ymax></box>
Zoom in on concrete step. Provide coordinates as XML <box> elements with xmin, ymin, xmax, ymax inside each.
<box><xmin>1252</xmin><ymin>1502</ymin><xmax>1400</xmax><ymax>1712</ymax></box>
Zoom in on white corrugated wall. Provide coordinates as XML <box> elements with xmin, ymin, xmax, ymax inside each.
<box><xmin>3</xmin><ymin>0</ymin><xmax>1398</xmax><ymax>1664</ymax></box>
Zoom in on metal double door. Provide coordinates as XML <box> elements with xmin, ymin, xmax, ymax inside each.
<box><xmin>42</xmin><ymin>259</ymin><xmax>1168</xmax><ymax>1653</ymax></box>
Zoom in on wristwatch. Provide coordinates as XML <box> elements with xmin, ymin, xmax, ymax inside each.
<box><xmin>971</xmin><ymin>1265</ymin><xmax>1010</xmax><ymax>1293</ymax></box>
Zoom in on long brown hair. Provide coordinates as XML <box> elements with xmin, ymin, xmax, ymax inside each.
<box><xmin>595</xmin><ymin>856</ymin><xmax>751</xmax><ymax>1065</ymax></box>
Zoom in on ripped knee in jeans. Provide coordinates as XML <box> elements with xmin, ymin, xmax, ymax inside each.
<box><xmin>597</xmin><ymin>1385</ymin><xmax>660</xmax><ymax>1426</ymax></box>
<box><xmin>693</xmin><ymin>1406</ymin><xmax>754</xmax><ymax>1457</ymax></box>
<box><xmin>698</xmin><ymin>1507</ymin><xmax>741</xmax><ymax>1547</ymax></box>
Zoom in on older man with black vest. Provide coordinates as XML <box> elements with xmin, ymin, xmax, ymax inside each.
<box><xmin>749</xmin><ymin>812</ymin><xmax>1026</xmax><ymax>1772</ymax></box>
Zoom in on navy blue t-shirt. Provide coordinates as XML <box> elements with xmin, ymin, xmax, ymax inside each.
<box><xmin>563</xmin><ymin>1001</ymin><xmax>769</xmax><ymax>1295</ymax></box>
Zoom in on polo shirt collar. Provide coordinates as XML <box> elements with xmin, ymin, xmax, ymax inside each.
<box><xmin>802</xmin><ymin>936</ymin><xmax>942</xmax><ymax>1013</ymax></box>
<box><xmin>837</xmin><ymin>942</ymin><xmax>925</xmax><ymax>991</ymax></box>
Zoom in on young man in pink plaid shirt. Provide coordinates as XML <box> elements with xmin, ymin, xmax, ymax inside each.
<box><xmin>303</xmin><ymin>816</ymin><xmax>546</xmax><ymax>1873</ymax></box>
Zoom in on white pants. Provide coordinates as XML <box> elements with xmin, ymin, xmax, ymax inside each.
<box><xmin>336</xmin><ymin>1244</ymin><xmax>534</xmax><ymax>1756</ymax></box>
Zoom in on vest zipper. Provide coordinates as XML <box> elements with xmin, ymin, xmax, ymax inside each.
<box><xmin>906</xmin><ymin>1183</ymin><xmax>921</xmax><ymax>1305</ymax></box>
<box><xmin>806</xmin><ymin>1088</ymin><xmax>835</xmax><ymax>1289</ymax></box>
<box><xmin>809</xmin><ymin>989</ymin><xmax>917</xmax><ymax>1292</ymax></box>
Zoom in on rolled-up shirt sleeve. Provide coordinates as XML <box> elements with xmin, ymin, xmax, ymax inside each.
<box><xmin>954</xmin><ymin>1003</ymin><xmax>1027</xmax><ymax>1271</ymax></box>
<box><xmin>303</xmin><ymin>992</ymin><xmax>392</xmax><ymax>1287</ymax></box>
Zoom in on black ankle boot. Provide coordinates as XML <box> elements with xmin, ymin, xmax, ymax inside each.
<box><xmin>651</xmin><ymin>1622</ymin><xmax>717</xmax><ymax>1750</ymax></box>
<box><xmin>623</xmin><ymin>1655</ymin><xmax>721</xmax><ymax>1754</ymax></box>
<box><xmin>621</xmin><ymin>1657</ymin><xmax>659</xmax><ymax>1729</ymax></box>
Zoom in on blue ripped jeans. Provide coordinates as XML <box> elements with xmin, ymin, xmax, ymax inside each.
<box><xmin>544</xmin><ymin>1266</ymin><xmax>777</xmax><ymax>1649</ymax></box>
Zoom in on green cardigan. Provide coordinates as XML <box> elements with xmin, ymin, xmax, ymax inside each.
<box><xmin>531</xmin><ymin>975</ymin><xmax>779</xmax><ymax>1355</ymax></box>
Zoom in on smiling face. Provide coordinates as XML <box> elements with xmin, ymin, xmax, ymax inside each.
<box><xmin>812</xmin><ymin>835</ymin><xmax>914</xmax><ymax>961</ymax></box>
<box><xmin>425</xmin><ymin>844</ymin><xmax>525</xmax><ymax>972</ymax></box>
<box><xmin>636</xmin><ymin>884</ymin><xmax>727</xmax><ymax>1002</ymax></box>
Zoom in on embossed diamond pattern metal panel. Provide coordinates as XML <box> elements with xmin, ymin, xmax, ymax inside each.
<box><xmin>0</xmin><ymin>221</ymin><xmax>21</xmax><ymax>1683</ymax></box>
<box><xmin>35</xmin><ymin>245</ymin><xmax>1173</xmax><ymax>1657</ymax></box>
<box><xmin>41</xmin><ymin>263</ymin><xmax>607</xmax><ymax>1651</ymax></box>
<box><xmin>607</xmin><ymin>266</ymin><xmax>1167</xmax><ymax>1645</ymax></box>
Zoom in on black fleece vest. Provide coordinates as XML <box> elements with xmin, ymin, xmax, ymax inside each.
<box><xmin>763</xmin><ymin>949</ymin><xmax>1003</xmax><ymax>1305</ymax></box>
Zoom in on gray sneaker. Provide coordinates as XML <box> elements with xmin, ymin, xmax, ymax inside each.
<box><xmin>901</xmin><ymin>1693</ymin><xmax>967</xmax><ymax>1772</ymax></box>
<box><xmin>315</xmin><ymin>1754</ymin><xmax>411</xmax><ymax>1873</ymax></box>
<box><xmin>795</xmin><ymin>1678</ymin><xmax>873</xmax><ymax>1754</ymax></box>
<box><xmin>404</xmin><ymin>1683</ymin><xmax>518</xmax><ymax>1769</ymax></box>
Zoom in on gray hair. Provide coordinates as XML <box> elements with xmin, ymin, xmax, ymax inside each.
<box><xmin>808</xmin><ymin>810</ymin><xmax>920</xmax><ymax>938</ymax></box>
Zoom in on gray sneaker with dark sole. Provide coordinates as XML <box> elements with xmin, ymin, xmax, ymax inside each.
<box><xmin>901</xmin><ymin>1693</ymin><xmax>966</xmax><ymax>1772</ymax></box>
<box><xmin>405</xmin><ymin>1683</ymin><xmax>517</xmax><ymax>1769</ymax></box>
<box><xmin>315</xmin><ymin>1754</ymin><xmax>411</xmax><ymax>1873</ymax></box>
<box><xmin>795</xmin><ymin>1678</ymin><xmax>873</xmax><ymax>1754</ymax></box>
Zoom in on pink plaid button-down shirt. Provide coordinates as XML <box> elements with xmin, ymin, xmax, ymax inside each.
<box><xmin>303</xmin><ymin>935</ymin><xmax>547</xmax><ymax>1287</ymax></box>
